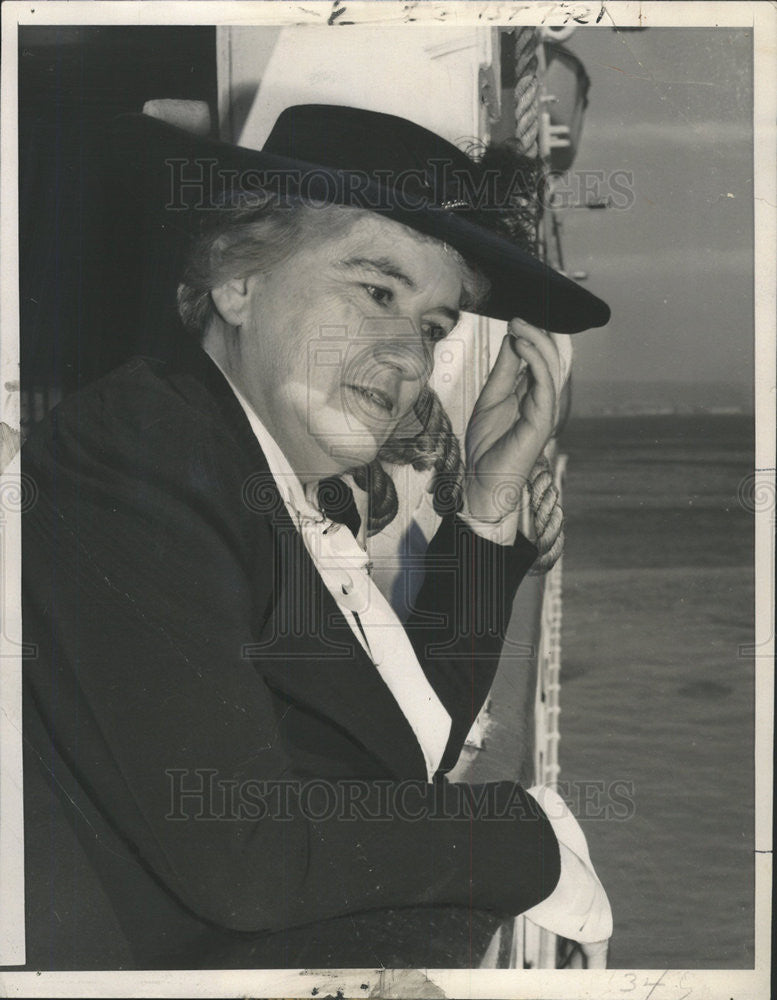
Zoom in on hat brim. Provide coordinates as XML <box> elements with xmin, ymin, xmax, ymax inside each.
<box><xmin>111</xmin><ymin>113</ymin><xmax>610</xmax><ymax>334</ymax></box>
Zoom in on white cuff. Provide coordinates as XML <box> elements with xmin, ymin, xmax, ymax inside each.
<box><xmin>522</xmin><ymin>785</ymin><xmax>613</xmax><ymax>944</ymax></box>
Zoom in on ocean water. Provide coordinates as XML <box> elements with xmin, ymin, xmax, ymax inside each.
<box><xmin>557</xmin><ymin>414</ymin><xmax>756</xmax><ymax>969</ymax></box>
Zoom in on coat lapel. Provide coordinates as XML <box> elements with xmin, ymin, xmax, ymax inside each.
<box><xmin>164</xmin><ymin>335</ymin><xmax>429</xmax><ymax>780</ymax></box>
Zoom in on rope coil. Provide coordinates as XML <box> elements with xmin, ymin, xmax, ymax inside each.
<box><xmin>512</xmin><ymin>28</ymin><xmax>565</xmax><ymax>575</ymax></box>
<box><xmin>529</xmin><ymin>457</ymin><xmax>564</xmax><ymax>573</ymax></box>
<box><xmin>513</xmin><ymin>28</ymin><xmax>541</xmax><ymax>160</ymax></box>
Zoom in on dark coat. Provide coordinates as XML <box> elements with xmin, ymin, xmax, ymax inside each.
<box><xmin>20</xmin><ymin>337</ymin><xmax>560</xmax><ymax>970</ymax></box>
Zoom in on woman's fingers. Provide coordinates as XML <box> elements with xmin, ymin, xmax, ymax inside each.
<box><xmin>509</xmin><ymin>335</ymin><xmax>556</xmax><ymax>426</ymax></box>
<box><xmin>473</xmin><ymin>333</ymin><xmax>524</xmax><ymax>412</ymax></box>
<box><xmin>474</xmin><ymin>321</ymin><xmax>559</xmax><ymax>416</ymax></box>
<box><xmin>466</xmin><ymin>320</ymin><xmax>559</xmax><ymax>492</ymax></box>
<box><xmin>508</xmin><ymin>318</ymin><xmax>560</xmax><ymax>380</ymax></box>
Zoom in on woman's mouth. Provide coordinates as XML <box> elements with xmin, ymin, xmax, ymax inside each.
<box><xmin>343</xmin><ymin>383</ymin><xmax>395</xmax><ymax>417</ymax></box>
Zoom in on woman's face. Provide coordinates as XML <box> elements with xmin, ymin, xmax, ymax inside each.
<box><xmin>223</xmin><ymin>211</ymin><xmax>467</xmax><ymax>482</ymax></box>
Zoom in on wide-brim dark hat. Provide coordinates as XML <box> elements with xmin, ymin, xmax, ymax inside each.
<box><xmin>111</xmin><ymin>104</ymin><xmax>610</xmax><ymax>334</ymax></box>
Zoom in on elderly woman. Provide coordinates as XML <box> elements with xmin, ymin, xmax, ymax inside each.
<box><xmin>21</xmin><ymin>105</ymin><xmax>611</xmax><ymax>970</ymax></box>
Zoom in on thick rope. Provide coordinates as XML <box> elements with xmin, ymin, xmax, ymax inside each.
<box><xmin>513</xmin><ymin>28</ymin><xmax>540</xmax><ymax>160</ymax></box>
<box><xmin>529</xmin><ymin>458</ymin><xmax>564</xmax><ymax>573</ymax></box>
<box><xmin>511</xmin><ymin>28</ymin><xmax>565</xmax><ymax>573</ymax></box>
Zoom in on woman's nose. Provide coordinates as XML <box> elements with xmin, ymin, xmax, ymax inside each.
<box><xmin>356</xmin><ymin>316</ymin><xmax>433</xmax><ymax>382</ymax></box>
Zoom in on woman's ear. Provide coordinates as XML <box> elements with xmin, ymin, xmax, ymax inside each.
<box><xmin>210</xmin><ymin>276</ymin><xmax>252</xmax><ymax>327</ymax></box>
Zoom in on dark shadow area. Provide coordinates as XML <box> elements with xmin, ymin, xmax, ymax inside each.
<box><xmin>19</xmin><ymin>26</ymin><xmax>217</xmax><ymax>427</ymax></box>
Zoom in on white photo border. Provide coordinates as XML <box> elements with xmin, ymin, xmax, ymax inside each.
<box><xmin>1</xmin><ymin>2</ymin><xmax>773</xmax><ymax>997</ymax></box>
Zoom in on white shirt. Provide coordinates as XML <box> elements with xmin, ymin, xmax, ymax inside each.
<box><xmin>524</xmin><ymin>785</ymin><xmax>613</xmax><ymax>947</ymax></box>
<box><xmin>213</xmin><ymin>362</ymin><xmax>451</xmax><ymax>783</ymax></box>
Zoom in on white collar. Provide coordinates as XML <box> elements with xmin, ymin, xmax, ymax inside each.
<box><xmin>209</xmin><ymin>359</ymin><xmax>309</xmax><ymax>512</ymax></box>
<box><xmin>205</xmin><ymin>346</ymin><xmax>451</xmax><ymax>781</ymax></box>
<box><xmin>209</xmin><ymin>351</ymin><xmax>370</xmax><ymax>546</ymax></box>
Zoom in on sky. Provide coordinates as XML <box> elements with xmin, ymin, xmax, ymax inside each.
<box><xmin>556</xmin><ymin>28</ymin><xmax>754</xmax><ymax>386</ymax></box>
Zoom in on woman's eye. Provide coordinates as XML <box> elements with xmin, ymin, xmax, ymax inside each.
<box><xmin>423</xmin><ymin>323</ymin><xmax>447</xmax><ymax>343</ymax></box>
<box><xmin>363</xmin><ymin>284</ymin><xmax>393</xmax><ymax>306</ymax></box>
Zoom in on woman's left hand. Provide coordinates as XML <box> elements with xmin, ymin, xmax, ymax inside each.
<box><xmin>464</xmin><ymin>319</ymin><xmax>559</xmax><ymax>522</ymax></box>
